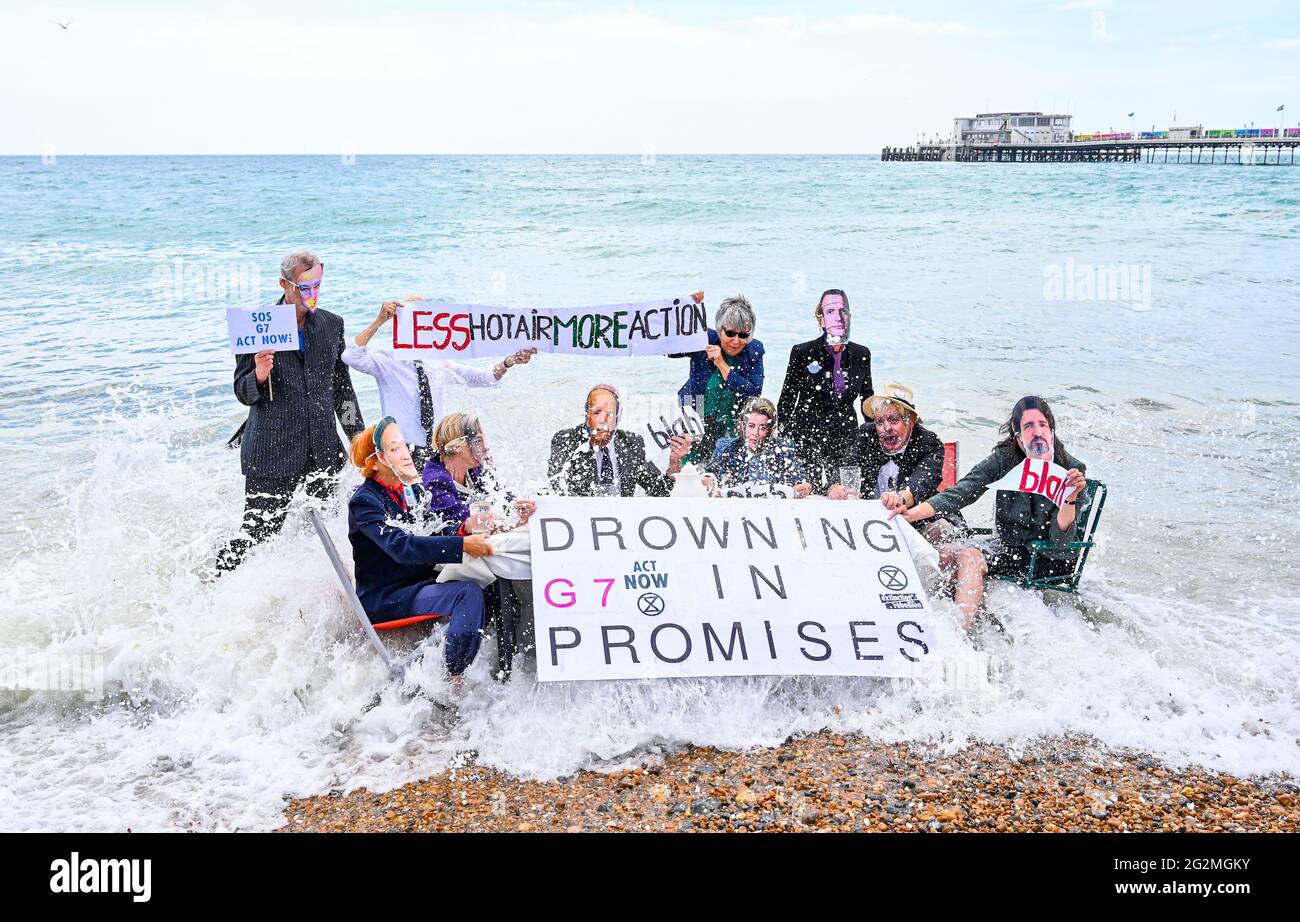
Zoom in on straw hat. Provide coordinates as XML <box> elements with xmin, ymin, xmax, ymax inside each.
<box><xmin>864</xmin><ymin>382</ymin><xmax>919</xmax><ymax>420</ymax></box>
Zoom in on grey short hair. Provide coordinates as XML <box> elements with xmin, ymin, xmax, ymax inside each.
<box><xmin>715</xmin><ymin>295</ymin><xmax>755</xmax><ymax>334</ymax></box>
<box><xmin>280</xmin><ymin>249</ymin><xmax>321</xmax><ymax>281</ymax></box>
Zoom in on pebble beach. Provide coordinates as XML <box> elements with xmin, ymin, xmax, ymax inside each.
<box><xmin>279</xmin><ymin>732</ymin><xmax>1300</xmax><ymax>833</ymax></box>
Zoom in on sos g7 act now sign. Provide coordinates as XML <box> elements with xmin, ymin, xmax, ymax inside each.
<box><xmin>528</xmin><ymin>498</ymin><xmax>940</xmax><ymax>681</ymax></box>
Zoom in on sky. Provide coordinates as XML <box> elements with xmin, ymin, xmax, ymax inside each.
<box><xmin>2</xmin><ymin>0</ymin><xmax>1298</xmax><ymax>154</ymax></box>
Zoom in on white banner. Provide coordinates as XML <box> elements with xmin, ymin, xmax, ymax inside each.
<box><xmin>390</xmin><ymin>295</ymin><xmax>707</xmax><ymax>359</ymax></box>
<box><xmin>528</xmin><ymin>497</ymin><xmax>939</xmax><ymax>682</ymax></box>
<box><xmin>225</xmin><ymin>306</ymin><xmax>298</xmax><ymax>354</ymax></box>
<box><xmin>993</xmin><ymin>458</ymin><xmax>1077</xmax><ymax>508</ymax></box>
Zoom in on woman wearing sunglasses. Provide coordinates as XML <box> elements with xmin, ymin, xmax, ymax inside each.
<box><xmin>668</xmin><ymin>294</ymin><xmax>765</xmax><ymax>464</ymax></box>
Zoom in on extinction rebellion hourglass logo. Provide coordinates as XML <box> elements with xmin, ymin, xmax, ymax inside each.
<box><xmin>877</xmin><ymin>566</ymin><xmax>908</xmax><ymax>591</ymax></box>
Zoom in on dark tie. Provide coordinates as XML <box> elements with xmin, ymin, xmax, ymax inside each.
<box><xmin>414</xmin><ymin>361</ymin><xmax>434</xmax><ymax>442</ymax></box>
<box><xmin>597</xmin><ymin>447</ymin><xmax>615</xmax><ymax>486</ymax></box>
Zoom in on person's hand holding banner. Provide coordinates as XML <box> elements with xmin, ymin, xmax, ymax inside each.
<box><xmin>1062</xmin><ymin>468</ymin><xmax>1086</xmax><ymax>504</ymax></box>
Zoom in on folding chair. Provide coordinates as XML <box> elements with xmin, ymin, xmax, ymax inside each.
<box><xmin>308</xmin><ymin>509</ymin><xmax>517</xmax><ymax>679</ymax></box>
<box><xmin>973</xmin><ymin>480</ymin><xmax>1108</xmax><ymax>594</ymax></box>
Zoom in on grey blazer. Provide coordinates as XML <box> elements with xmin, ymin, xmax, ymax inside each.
<box><xmin>228</xmin><ymin>305</ymin><xmax>365</xmax><ymax>479</ymax></box>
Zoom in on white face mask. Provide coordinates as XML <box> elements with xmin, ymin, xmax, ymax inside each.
<box><xmin>372</xmin><ymin>449</ymin><xmax>419</xmax><ymax>487</ymax></box>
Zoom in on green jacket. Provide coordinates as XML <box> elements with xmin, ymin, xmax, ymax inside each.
<box><xmin>927</xmin><ymin>445</ymin><xmax>1088</xmax><ymax>557</ymax></box>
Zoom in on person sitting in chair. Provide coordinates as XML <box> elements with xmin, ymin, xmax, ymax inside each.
<box><xmin>703</xmin><ymin>396</ymin><xmax>811</xmax><ymax>497</ymax></box>
<box><xmin>894</xmin><ymin>395</ymin><xmax>1088</xmax><ymax>632</ymax></box>
<box><xmin>422</xmin><ymin>411</ymin><xmax>535</xmax><ymax>535</ymax></box>
<box><xmin>347</xmin><ymin>416</ymin><xmax>494</xmax><ymax>678</ymax></box>
<box><xmin>827</xmin><ymin>383</ymin><xmax>952</xmax><ymax>524</ymax></box>
<box><xmin>547</xmin><ymin>384</ymin><xmax>691</xmax><ymax>496</ymax></box>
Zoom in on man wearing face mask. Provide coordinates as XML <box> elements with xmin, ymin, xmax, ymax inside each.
<box><xmin>547</xmin><ymin>384</ymin><xmax>691</xmax><ymax>497</ymax></box>
<box><xmin>777</xmin><ymin>289</ymin><xmax>873</xmax><ymax>493</ymax></box>
<box><xmin>894</xmin><ymin>396</ymin><xmax>1088</xmax><ymax>631</ymax></box>
<box><xmin>828</xmin><ymin>383</ymin><xmax>952</xmax><ymax>517</ymax></box>
<box><xmin>217</xmin><ymin>250</ymin><xmax>364</xmax><ymax>572</ymax></box>
<box><xmin>348</xmin><ymin>416</ymin><xmax>494</xmax><ymax>679</ymax></box>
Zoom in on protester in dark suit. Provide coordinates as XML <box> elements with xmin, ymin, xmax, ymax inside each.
<box><xmin>895</xmin><ymin>396</ymin><xmax>1089</xmax><ymax>631</ymax></box>
<box><xmin>547</xmin><ymin>384</ymin><xmax>691</xmax><ymax>497</ymax></box>
<box><xmin>828</xmin><ymin>383</ymin><xmax>950</xmax><ymax>512</ymax></box>
<box><xmin>216</xmin><ymin>250</ymin><xmax>364</xmax><ymax>572</ymax></box>
<box><xmin>776</xmin><ymin>289</ymin><xmax>872</xmax><ymax>491</ymax></box>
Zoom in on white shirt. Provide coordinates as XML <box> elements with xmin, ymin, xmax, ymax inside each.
<box><xmin>342</xmin><ymin>344</ymin><xmax>500</xmax><ymax>445</ymax></box>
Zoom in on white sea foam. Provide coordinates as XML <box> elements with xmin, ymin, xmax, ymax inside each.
<box><xmin>3</xmin><ymin>155</ymin><xmax>1298</xmax><ymax>831</ymax></box>
<box><xmin>1</xmin><ymin>391</ymin><xmax>1296</xmax><ymax>832</ymax></box>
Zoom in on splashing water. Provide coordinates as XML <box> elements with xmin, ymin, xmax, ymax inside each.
<box><xmin>2</xmin><ymin>155</ymin><xmax>1298</xmax><ymax>830</ymax></box>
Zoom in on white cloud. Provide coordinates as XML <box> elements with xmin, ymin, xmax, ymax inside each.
<box><xmin>0</xmin><ymin>5</ymin><xmax>1292</xmax><ymax>154</ymax></box>
<box><xmin>812</xmin><ymin>13</ymin><xmax>1006</xmax><ymax>40</ymax></box>
<box><xmin>1264</xmin><ymin>38</ymin><xmax>1300</xmax><ymax>49</ymax></box>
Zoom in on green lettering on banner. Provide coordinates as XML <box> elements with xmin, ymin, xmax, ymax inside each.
<box><xmin>576</xmin><ymin>314</ymin><xmax>597</xmax><ymax>348</ymax></box>
<box><xmin>552</xmin><ymin>314</ymin><xmax>579</xmax><ymax>347</ymax></box>
<box><xmin>592</xmin><ymin>313</ymin><xmax>614</xmax><ymax>349</ymax></box>
<box><xmin>611</xmin><ymin>310</ymin><xmax>629</xmax><ymax>348</ymax></box>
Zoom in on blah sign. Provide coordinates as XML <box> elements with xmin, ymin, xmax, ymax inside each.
<box><xmin>226</xmin><ymin>306</ymin><xmax>298</xmax><ymax>354</ymax></box>
<box><xmin>993</xmin><ymin>458</ymin><xmax>1077</xmax><ymax>507</ymax></box>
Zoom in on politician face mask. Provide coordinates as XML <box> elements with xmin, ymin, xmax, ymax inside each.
<box><xmin>819</xmin><ymin>293</ymin><xmax>849</xmax><ymax>345</ymax></box>
<box><xmin>1017</xmin><ymin>409</ymin><xmax>1055</xmax><ymax>462</ymax></box>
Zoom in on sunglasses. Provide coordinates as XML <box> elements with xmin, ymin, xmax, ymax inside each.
<box><xmin>721</xmin><ymin>329</ymin><xmax>751</xmax><ymax>340</ymax></box>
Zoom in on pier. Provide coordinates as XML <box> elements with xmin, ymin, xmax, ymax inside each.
<box><xmin>883</xmin><ymin>139</ymin><xmax>1299</xmax><ymax>165</ymax></box>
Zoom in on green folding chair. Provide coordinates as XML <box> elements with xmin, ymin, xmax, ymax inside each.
<box><xmin>975</xmin><ymin>480</ymin><xmax>1107</xmax><ymax>593</ymax></box>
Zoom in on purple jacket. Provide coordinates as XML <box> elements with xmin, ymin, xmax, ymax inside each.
<box><xmin>420</xmin><ymin>457</ymin><xmax>484</xmax><ymax>535</ymax></box>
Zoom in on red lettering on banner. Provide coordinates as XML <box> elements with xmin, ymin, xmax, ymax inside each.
<box><xmin>448</xmin><ymin>313</ymin><xmax>472</xmax><ymax>351</ymax></box>
<box><xmin>393</xmin><ymin>316</ymin><xmax>412</xmax><ymax>349</ymax></box>
<box><xmin>412</xmin><ymin>310</ymin><xmax>435</xmax><ymax>349</ymax></box>
<box><xmin>1044</xmin><ymin>474</ymin><xmax>1063</xmax><ymax>503</ymax></box>
<box><xmin>1019</xmin><ymin>460</ymin><xmax>1041</xmax><ymax>493</ymax></box>
<box><xmin>431</xmin><ymin>312</ymin><xmax>453</xmax><ymax>350</ymax></box>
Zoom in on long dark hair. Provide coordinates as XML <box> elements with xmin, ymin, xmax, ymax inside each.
<box><xmin>995</xmin><ymin>395</ymin><xmax>1067</xmax><ymax>461</ymax></box>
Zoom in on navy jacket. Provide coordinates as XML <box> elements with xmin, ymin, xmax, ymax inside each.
<box><xmin>348</xmin><ymin>477</ymin><xmax>465</xmax><ymax>623</ymax></box>
<box><xmin>230</xmin><ymin>303</ymin><xmax>364</xmax><ymax>479</ymax></box>
<box><xmin>670</xmin><ymin>328</ymin><xmax>765</xmax><ymax>405</ymax></box>
<box><xmin>706</xmin><ymin>436</ymin><xmax>807</xmax><ymax>490</ymax></box>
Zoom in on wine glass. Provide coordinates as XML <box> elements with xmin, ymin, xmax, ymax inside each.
<box><xmin>469</xmin><ymin>500</ymin><xmax>494</xmax><ymax>534</ymax></box>
<box><xmin>839</xmin><ymin>465</ymin><xmax>863</xmax><ymax>497</ymax></box>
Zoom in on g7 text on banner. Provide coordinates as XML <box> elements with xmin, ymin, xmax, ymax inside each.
<box><xmin>528</xmin><ymin>497</ymin><xmax>940</xmax><ymax>682</ymax></box>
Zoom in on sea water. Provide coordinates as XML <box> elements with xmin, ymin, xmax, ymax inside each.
<box><xmin>1</xmin><ymin>155</ymin><xmax>1297</xmax><ymax>831</ymax></box>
